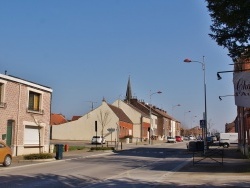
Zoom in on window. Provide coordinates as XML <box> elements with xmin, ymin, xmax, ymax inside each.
<box><xmin>0</xmin><ymin>83</ymin><xmax>3</xmax><ymax>102</ymax></box>
<box><xmin>0</xmin><ymin>82</ymin><xmax>6</xmax><ymax>108</ymax></box>
<box><xmin>24</xmin><ymin>125</ymin><xmax>40</xmax><ymax>145</ymax></box>
<box><xmin>28</xmin><ymin>91</ymin><xmax>41</xmax><ymax>112</ymax></box>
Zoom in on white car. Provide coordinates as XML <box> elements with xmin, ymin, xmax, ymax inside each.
<box><xmin>166</xmin><ymin>136</ymin><xmax>176</xmax><ymax>143</ymax></box>
<box><xmin>91</xmin><ymin>136</ymin><xmax>106</xmax><ymax>144</ymax></box>
<box><xmin>188</xmin><ymin>135</ymin><xmax>196</xmax><ymax>140</ymax></box>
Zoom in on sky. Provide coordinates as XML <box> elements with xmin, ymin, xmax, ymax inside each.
<box><xmin>0</xmin><ymin>0</ymin><xmax>236</xmax><ymax>132</ymax></box>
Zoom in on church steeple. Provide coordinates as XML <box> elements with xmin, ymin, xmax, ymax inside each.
<box><xmin>125</xmin><ymin>76</ymin><xmax>132</xmax><ymax>103</ymax></box>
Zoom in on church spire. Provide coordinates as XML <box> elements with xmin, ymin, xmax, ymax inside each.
<box><xmin>125</xmin><ymin>76</ymin><xmax>132</xmax><ymax>103</ymax></box>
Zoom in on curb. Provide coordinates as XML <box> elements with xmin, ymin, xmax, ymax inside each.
<box><xmin>18</xmin><ymin>158</ymin><xmax>56</xmax><ymax>163</ymax></box>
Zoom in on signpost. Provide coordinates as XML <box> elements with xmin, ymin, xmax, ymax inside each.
<box><xmin>95</xmin><ymin>121</ymin><xmax>97</xmax><ymax>148</ymax></box>
<box><xmin>200</xmin><ymin>120</ymin><xmax>205</xmax><ymax>128</ymax></box>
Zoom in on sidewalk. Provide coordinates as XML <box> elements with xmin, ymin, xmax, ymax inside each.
<box><xmin>9</xmin><ymin>148</ymin><xmax>114</xmax><ymax>168</ymax></box>
<box><xmin>162</xmin><ymin>146</ymin><xmax>250</xmax><ymax>187</ymax></box>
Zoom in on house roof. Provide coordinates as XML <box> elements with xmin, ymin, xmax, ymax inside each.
<box><xmin>71</xmin><ymin>116</ymin><xmax>82</xmax><ymax>121</ymax></box>
<box><xmin>129</xmin><ymin>98</ymin><xmax>151</xmax><ymax>115</ymax></box>
<box><xmin>0</xmin><ymin>73</ymin><xmax>52</xmax><ymax>93</ymax></box>
<box><xmin>151</xmin><ymin>106</ymin><xmax>172</xmax><ymax>119</ymax></box>
<box><xmin>108</xmin><ymin>104</ymin><xmax>133</xmax><ymax>124</ymax></box>
<box><xmin>50</xmin><ymin>113</ymin><xmax>68</xmax><ymax>125</ymax></box>
<box><xmin>126</xmin><ymin>98</ymin><xmax>180</xmax><ymax>122</ymax></box>
<box><xmin>125</xmin><ymin>102</ymin><xmax>149</xmax><ymax>117</ymax></box>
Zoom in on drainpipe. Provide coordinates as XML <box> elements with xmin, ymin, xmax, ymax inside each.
<box><xmin>49</xmin><ymin>93</ymin><xmax>52</xmax><ymax>140</ymax></box>
<box><xmin>16</xmin><ymin>84</ymin><xmax>21</xmax><ymax>156</ymax></box>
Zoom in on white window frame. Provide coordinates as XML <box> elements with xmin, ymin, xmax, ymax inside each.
<box><xmin>27</xmin><ymin>87</ymin><xmax>44</xmax><ymax>114</ymax></box>
<box><xmin>0</xmin><ymin>79</ymin><xmax>7</xmax><ymax>108</ymax></box>
<box><xmin>23</xmin><ymin>121</ymin><xmax>45</xmax><ymax>146</ymax></box>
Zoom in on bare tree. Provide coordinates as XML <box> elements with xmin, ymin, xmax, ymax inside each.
<box><xmin>31</xmin><ymin>114</ymin><xmax>43</xmax><ymax>154</ymax></box>
<box><xmin>97</xmin><ymin>110</ymin><xmax>112</xmax><ymax>147</ymax></box>
<box><xmin>207</xmin><ymin>119</ymin><xmax>214</xmax><ymax>135</ymax></box>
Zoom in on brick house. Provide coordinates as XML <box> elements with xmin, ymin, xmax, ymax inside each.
<box><xmin>234</xmin><ymin>55</ymin><xmax>250</xmax><ymax>156</ymax></box>
<box><xmin>0</xmin><ymin>73</ymin><xmax>52</xmax><ymax>156</ymax></box>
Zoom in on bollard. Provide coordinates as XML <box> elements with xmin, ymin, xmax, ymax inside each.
<box><xmin>64</xmin><ymin>144</ymin><xmax>69</xmax><ymax>152</ymax></box>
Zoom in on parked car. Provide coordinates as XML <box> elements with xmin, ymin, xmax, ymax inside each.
<box><xmin>91</xmin><ymin>136</ymin><xmax>106</xmax><ymax>144</ymax></box>
<box><xmin>188</xmin><ymin>135</ymin><xmax>196</xmax><ymax>140</ymax></box>
<box><xmin>166</xmin><ymin>136</ymin><xmax>176</xmax><ymax>143</ymax></box>
<box><xmin>0</xmin><ymin>141</ymin><xmax>12</xmax><ymax>167</ymax></box>
<box><xmin>175</xmin><ymin>136</ymin><xmax>183</xmax><ymax>142</ymax></box>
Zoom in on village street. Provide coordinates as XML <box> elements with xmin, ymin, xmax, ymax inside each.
<box><xmin>1</xmin><ymin>141</ymin><xmax>250</xmax><ymax>187</ymax></box>
<box><xmin>0</xmin><ymin>142</ymin><xmax>190</xmax><ymax>187</ymax></box>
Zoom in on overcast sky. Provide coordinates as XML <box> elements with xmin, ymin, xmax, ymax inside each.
<box><xmin>0</xmin><ymin>0</ymin><xmax>236</xmax><ymax>132</ymax></box>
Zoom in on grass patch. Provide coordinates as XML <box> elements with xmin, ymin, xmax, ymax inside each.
<box><xmin>69</xmin><ymin>146</ymin><xmax>86</xmax><ymax>151</ymax></box>
<box><xmin>90</xmin><ymin>146</ymin><xmax>115</xmax><ymax>151</ymax></box>
<box><xmin>23</xmin><ymin>153</ymin><xmax>53</xmax><ymax>160</ymax></box>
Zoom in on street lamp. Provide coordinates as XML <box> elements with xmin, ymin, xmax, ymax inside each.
<box><xmin>184</xmin><ymin>56</ymin><xmax>207</xmax><ymax>153</ymax></box>
<box><xmin>219</xmin><ymin>95</ymin><xmax>234</xmax><ymax>101</ymax></box>
<box><xmin>183</xmin><ymin>110</ymin><xmax>191</xmax><ymax>126</ymax></box>
<box><xmin>190</xmin><ymin>115</ymin><xmax>197</xmax><ymax>129</ymax></box>
<box><xmin>172</xmin><ymin>104</ymin><xmax>181</xmax><ymax>116</ymax></box>
<box><xmin>149</xmin><ymin>90</ymin><xmax>162</xmax><ymax>144</ymax></box>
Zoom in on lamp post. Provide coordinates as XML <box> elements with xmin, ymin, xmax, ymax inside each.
<box><xmin>172</xmin><ymin>104</ymin><xmax>181</xmax><ymax>116</ymax></box>
<box><xmin>184</xmin><ymin>110</ymin><xmax>191</xmax><ymax>127</ymax></box>
<box><xmin>149</xmin><ymin>90</ymin><xmax>162</xmax><ymax>144</ymax></box>
<box><xmin>219</xmin><ymin>95</ymin><xmax>234</xmax><ymax>101</ymax></box>
<box><xmin>184</xmin><ymin>56</ymin><xmax>207</xmax><ymax>153</ymax></box>
<box><xmin>190</xmin><ymin>115</ymin><xmax>197</xmax><ymax>129</ymax></box>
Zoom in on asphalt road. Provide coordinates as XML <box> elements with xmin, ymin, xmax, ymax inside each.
<box><xmin>0</xmin><ymin>142</ymin><xmax>190</xmax><ymax>188</ymax></box>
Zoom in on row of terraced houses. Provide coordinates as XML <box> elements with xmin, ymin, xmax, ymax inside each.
<box><xmin>0</xmin><ymin>73</ymin><xmax>181</xmax><ymax>156</ymax></box>
<box><xmin>51</xmin><ymin>77</ymin><xmax>182</xmax><ymax>143</ymax></box>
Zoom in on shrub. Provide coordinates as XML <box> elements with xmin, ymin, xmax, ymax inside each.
<box><xmin>123</xmin><ymin>135</ymin><xmax>133</xmax><ymax>139</ymax></box>
<box><xmin>23</xmin><ymin>153</ymin><xmax>53</xmax><ymax>160</ymax></box>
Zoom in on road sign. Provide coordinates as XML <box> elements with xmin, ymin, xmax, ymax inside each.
<box><xmin>107</xmin><ymin>128</ymin><xmax>115</xmax><ymax>132</ymax></box>
<box><xmin>200</xmin><ymin>120</ymin><xmax>206</xmax><ymax>128</ymax></box>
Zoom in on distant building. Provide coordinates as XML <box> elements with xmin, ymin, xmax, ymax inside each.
<box><xmin>123</xmin><ymin>76</ymin><xmax>180</xmax><ymax>139</ymax></box>
<box><xmin>50</xmin><ymin>113</ymin><xmax>68</xmax><ymax>125</ymax></box>
<box><xmin>71</xmin><ymin>116</ymin><xmax>81</xmax><ymax>121</ymax></box>
<box><xmin>51</xmin><ymin>99</ymin><xmax>133</xmax><ymax>141</ymax></box>
<box><xmin>225</xmin><ymin>121</ymin><xmax>236</xmax><ymax>133</ymax></box>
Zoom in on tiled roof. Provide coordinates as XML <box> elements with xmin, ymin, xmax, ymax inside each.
<box><xmin>129</xmin><ymin>99</ymin><xmax>150</xmax><ymax>115</ymax></box>
<box><xmin>108</xmin><ymin>104</ymin><xmax>133</xmax><ymax>124</ymax></box>
<box><xmin>72</xmin><ymin>116</ymin><xmax>81</xmax><ymax>121</ymax></box>
<box><xmin>127</xmin><ymin>98</ymin><xmax>180</xmax><ymax>122</ymax></box>
<box><xmin>126</xmin><ymin>102</ymin><xmax>149</xmax><ymax>117</ymax></box>
<box><xmin>50</xmin><ymin>113</ymin><xmax>68</xmax><ymax>125</ymax></box>
<box><xmin>152</xmin><ymin>106</ymin><xmax>172</xmax><ymax>119</ymax></box>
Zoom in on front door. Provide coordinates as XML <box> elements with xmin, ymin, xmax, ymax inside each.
<box><xmin>6</xmin><ymin>120</ymin><xmax>13</xmax><ymax>146</ymax></box>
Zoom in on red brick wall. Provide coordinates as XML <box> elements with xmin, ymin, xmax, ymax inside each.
<box><xmin>119</xmin><ymin>121</ymin><xmax>133</xmax><ymax>138</ymax></box>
